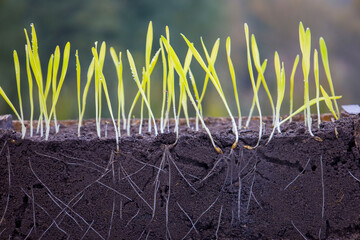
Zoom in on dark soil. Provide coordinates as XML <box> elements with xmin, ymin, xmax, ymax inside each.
<box><xmin>0</xmin><ymin>114</ymin><xmax>360</xmax><ymax>239</ymax></box>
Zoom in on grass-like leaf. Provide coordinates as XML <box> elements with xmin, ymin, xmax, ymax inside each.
<box><xmin>319</xmin><ymin>37</ymin><xmax>340</xmax><ymax>118</ymax></box>
<box><xmin>127</xmin><ymin>50</ymin><xmax>158</xmax><ymax>136</ymax></box>
<box><xmin>280</xmin><ymin>95</ymin><xmax>341</xmax><ymax>125</ymax></box>
<box><xmin>76</xmin><ymin>50</ymin><xmax>82</xmax><ymax>136</ymax></box>
<box><xmin>92</xmin><ymin>47</ymin><xmax>120</xmax><ymax>151</ymax></box>
<box><xmin>244</xmin><ymin>23</ymin><xmax>263</xmax><ymax>148</ymax></box>
<box><xmin>299</xmin><ymin>22</ymin><xmax>313</xmax><ymax>136</ymax></box>
<box><xmin>25</xmin><ymin>45</ymin><xmax>34</xmax><ymax>137</ymax></box>
<box><xmin>226</xmin><ymin>37</ymin><xmax>242</xmax><ymax>129</ymax></box>
<box><xmin>251</xmin><ymin>34</ymin><xmax>275</xmax><ymax>125</ymax></box>
<box><xmin>110</xmin><ymin>47</ymin><xmax>125</xmax><ymax>135</ymax></box>
<box><xmin>314</xmin><ymin>49</ymin><xmax>321</xmax><ymax>127</ymax></box>
<box><xmin>161</xmin><ymin>36</ymin><xmax>222</xmax><ymax>153</ymax></box>
<box><xmin>320</xmin><ymin>85</ymin><xmax>338</xmax><ymax>120</ymax></box>
<box><xmin>182</xmin><ymin>34</ymin><xmax>238</xmax><ymax>150</ymax></box>
<box><xmin>159</xmin><ymin>39</ymin><xmax>168</xmax><ymax>133</ymax></box>
<box><xmin>289</xmin><ymin>54</ymin><xmax>299</xmax><ymax>122</ymax></box>
<box><xmin>246</xmin><ymin>59</ymin><xmax>267</xmax><ymax>128</ymax></box>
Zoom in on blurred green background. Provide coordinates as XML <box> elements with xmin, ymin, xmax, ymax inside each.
<box><xmin>0</xmin><ymin>0</ymin><xmax>359</xmax><ymax>120</ymax></box>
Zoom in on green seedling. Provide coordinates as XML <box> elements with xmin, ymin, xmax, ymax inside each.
<box><xmin>46</xmin><ymin>42</ymin><xmax>70</xmax><ymax>139</ymax></box>
<box><xmin>196</xmin><ymin>38</ymin><xmax>220</xmax><ymax>126</ymax></box>
<box><xmin>25</xmin><ymin>45</ymin><xmax>34</xmax><ymax>137</ymax></box>
<box><xmin>125</xmin><ymin>48</ymin><xmax>160</xmax><ymax>136</ymax></box>
<box><xmin>159</xmin><ymin>39</ymin><xmax>168</xmax><ymax>133</ymax></box>
<box><xmin>251</xmin><ymin>34</ymin><xmax>275</xmax><ymax>126</ymax></box>
<box><xmin>161</xmin><ymin>35</ymin><xmax>222</xmax><ymax>153</ymax></box>
<box><xmin>127</xmin><ymin>50</ymin><xmax>158</xmax><ymax>136</ymax></box>
<box><xmin>289</xmin><ymin>55</ymin><xmax>299</xmax><ymax>122</ymax></box>
<box><xmin>314</xmin><ymin>49</ymin><xmax>321</xmax><ymax>127</ymax></box>
<box><xmin>299</xmin><ymin>22</ymin><xmax>313</xmax><ymax>136</ymax></box>
<box><xmin>267</xmin><ymin>52</ymin><xmax>286</xmax><ymax>143</ymax></box>
<box><xmin>226</xmin><ymin>37</ymin><xmax>242</xmax><ymax>129</ymax></box>
<box><xmin>162</xmin><ymin>27</ymin><xmax>178</xmax><ymax>137</ymax></box>
<box><xmin>77</xmin><ymin>53</ymin><xmax>95</xmax><ymax>137</ymax></box>
<box><xmin>245</xmin><ymin>59</ymin><xmax>267</xmax><ymax>128</ymax></box>
<box><xmin>0</xmin><ymin>51</ymin><xmax>26</xmax><ymax>138</ymax></box>
<box><xmin>110</xmin><ymin>48</ymin><xmax>126</xmax><ymax>135</ymax></box>
<box><xmin>181</xmin><ymin>34</ymin><xmax>238</xmax><ymax>150</ymax></box>
<box><xmin>93</xmin><ymin>41</ymin><xmax>106</xmax><ymax>137</ymax></box>
<box><xmin>244</xmin><ymin>23</ymin><xmax>262</xmax><ymax>148</ymax></box>
<box><xmin>274</xmin><ymin>51</ymin><xmax>286</xmax><ymax>133</ymax></box>
<box><xmin>92</xmin><ymin>46</ymin><xmax>119</xmax><ymax>151</ymax></box>
<box><xmin>24</xmin><ymin>25</ymin><xmax>47</xmax><ymax>137</ymax></box>
<box><xmin>24</xmin><ymin>24</ymin><xmax>70</xmax><ymax>140</ymax></box>
<box><xmin>146</xmin><ymin>21</ymin><xmax>153</xmax><ymax>133</ymax></box>
<box><xmin>76</xmin><ymin>50</ymin><xmax>81</xmax><ymax>136</ymax></box>
<box><xmin>319</xmin><ymin>37</ymin><xmax>340</xmax><ymax>118</ymax></box>
<box><xmin>188</xmin><ymin>69</ymin><xmax>201</xmax><ymax>130</ymax></box>
<box><xmin>176</xmin><ymin>48</ymin><xmax>193</xmax><ymax>129</ymax></box>
<box><xmin>51</xmin><ymin>46</ymin><xmax>60</xmax><ymax>133</ymax></box>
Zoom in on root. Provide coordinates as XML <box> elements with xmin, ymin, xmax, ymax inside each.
<box><xmin>29</xmin><ymin>159</ymin><xmax>106</xmax><ymax>240</ymax></box>
<box><xmin>125</xmin><ymin>208</ymin><xmax>140</xmax><ymax>227</ymax></box>
<box><xmin>80</xmin><ymin>220</ymin><xmax>94</xmax><ymax>240</ymax></box>
<box><xmin>201</xmin><ymin>155</ymin><xmax>225</xmax><ymax>182</ymax></box>
<box><xmin>291</xmin><ymin>220</ymin><xmax>308</xmax><ymax>240</ymax></box>
<box><xmin>0</xmin><ymin>228</ymin><xmax>5</xmax><ymax>238</ymax></box>
<box><xmin>46</xmin><ymin>192</ymin><xmax>83</xmax><ymax>230</ymax></box>
<box><xmin>348</xmin><ymin>170</ymin><xmax>360</xmax><ymax>183</ymax></box>
<box><xmin>167</xmin><ymin>148</ymin><xmax>198</xmax><ymax>193</ymax></box>
<box><xmin>176</xmin><ymin>202</ymin><xmax>198</xmax><ymax>234</ymax></box>
<box><xmin>107</xmin><ymin>196</ymin><xmax>116</xmax><ymax>239</ymax></box>
<box><xmin>120</xmin><ymin>165</ymin><xmax>146</xmax><ymax>181</ymax></box>
<box><xmin>35</xmin><ymin>151</ymin><xmax>106</xmax><ymax>173</ymax></box>
<box><xmin>215</xmin><ymin>205</ymin><xmax>223</xmax><ymax>239</ymax></box>
<box><xmin>120</xmin><ymin>164</ymin><xmax>153</xmax><ymax>211</ymax></box>
<box><xmin>237</xmin><ymin>177</ymin><xmax>242</xmax><ymax>220</ymax></box>
<box><xmin>165</xmin><ymin>156</ymin><xmax>172</xmax><ymax>240</ymax></box>
<box><xmin>31</xmin><ymin>187</ymin><xmax>36</xmax><ymax>233</ymax></box>
<box><xmin>246</xmin><ymin>174</ymin><xmax>256</xmax><ymax>211</ymax></box>
<box><xmin>39</xmin><ymin>220</ymin><xmax>69</xmax><ymax>240</ymax></box>
<box><xmin>283</xmin><ymin>158</ymin><xmax>311</xmax><ymax>190</ymax></box>
<box><xmin>96</xmin><ymin>180</ymin><xmax>132</xmax><ymax>200</ymax></box>
<box><xmin>320</xmin><ymin>156</ymin><xmax>325</xmax><ymax>219</ymax></box>
<box><xmin>181</xmin><ymin>195</ymin><xmax>220</xmax><ymax>240</ymax></box>
<box><xmin>24</xmin><ymin>226</ymin><xmax>34</xmax><ymax>240</ymax></box>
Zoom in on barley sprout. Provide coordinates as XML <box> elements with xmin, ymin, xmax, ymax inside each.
<box><xmin>161</xmin><ymin>36</ymin><xmax>222</xmax><ymax>153</ymax></box>
<box><xmin>226</xmin><ymin>37</ymin><xmax>242</xmax><ymax>129</ymax></box>
<box><xmin>251</xmin><ymin>34</ymin><xmax>275</xmax><ymax>126</ymax></box>
<box><xmin>159</xmin><ymin>39</ymin><xmax>168</xmax><ymax>133</ymax></box>
<box><xmin>127</xmin><ymin>50</ymin><xmax>158</xmax><ymax>136</ymax></box>
<box><xmin>92</xmin><ymin>47</ymin><xmax>120</xmax><ymax>151</ymax></box>
<box><xmin>246</xmin><ymin>59</ymin><xmax>267</xmax><ymax>128</ymax></box>
<box><xmin>314</xmin><ymin>49</ymin><xmax>320</xmax><ymax>127</ymax></box>
<box><xmin>319</xmin><ymin>37</ymin><xmax>340</xmax><ymax>118</ymax></box>
<box><xmin>146</xmin><ymin>21</ymin><xmax>153</xmax><ymax>132</ymax></box>
<box><xmin>25</xmin><ymin>45</ymin><xmax>34</xmax><ymax>137</ymax></box>
<box><xmin>289</xmin><ymin>55</ymin><xmax>299</xmax><ymax>122</ymax></box>
<box><xmin>244</xmin><ymin>23</ymin><xmax>262</xmax><ymax>148</ymax></box>
<box><xmin>110</xmin><ymin>48</ymin><xmax>125</xmax><ymax>136</ymax></box>
<box><xmin>299</xmin><ymin>22</ymin><xmax>313</xmax><ymax>136</ymax></box>
<box><xmin>182</xmin><ymin>35</ymin><xmax>238</xmax><ymax>150</ymax></box>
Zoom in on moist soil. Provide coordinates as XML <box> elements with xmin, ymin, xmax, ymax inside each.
<box><xmin>0</xmin><ymin>114</ymin><xmax>360</xmax><ymax>240</ymax></box>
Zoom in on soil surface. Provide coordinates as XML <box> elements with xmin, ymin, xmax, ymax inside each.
<box><xmin>0</xmin><ymin>114</ymin><xmax>360</xmax><ymax>239</ymax></box>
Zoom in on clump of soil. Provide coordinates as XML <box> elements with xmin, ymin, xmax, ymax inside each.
<box><xmin>0</xmin><ymin>114</ymin><xmax>359</xmax><ymax>239</ymax></box>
